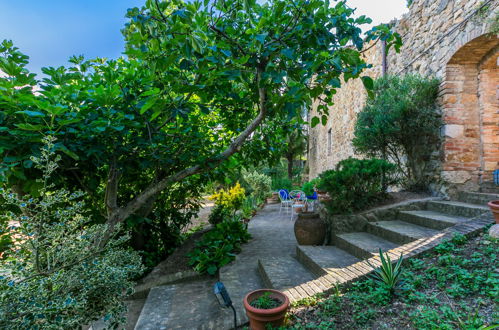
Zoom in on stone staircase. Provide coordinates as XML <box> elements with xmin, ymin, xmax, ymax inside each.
<box><xmin>130</xmin><ymin>191</ymin><xmax>496</xmax><ymax>329</ymax></box>
<box><xmin>256</xmin><ymin>191</ymin><xmax>495</xmax><ymax>303</ymax></box>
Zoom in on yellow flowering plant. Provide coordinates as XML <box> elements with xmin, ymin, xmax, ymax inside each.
<box><xmin>210</xmin><ymin>183</ymin><xmax>245</xmax><ymax>212</ymax></box>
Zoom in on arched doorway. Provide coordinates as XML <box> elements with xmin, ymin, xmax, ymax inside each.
<box><xmin>441</xmin><ymin>34</ymin><xmax>498</xmax><ymax>193</ymax></box>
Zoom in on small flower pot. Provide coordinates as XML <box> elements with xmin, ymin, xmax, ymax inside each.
<box><xmin>488</xmin><ymin>200</ymin><xmax>499</xmax><ymax>224</ymax></box>
<box><xmin>243</xmin><ymin>289</ymin><xmax>289</xmax><ymax>330</ymax></box>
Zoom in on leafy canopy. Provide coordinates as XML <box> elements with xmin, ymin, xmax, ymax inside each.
<box><xmin>0</xmin><ymin>0</ymin><xmax>401</xmax><ymax>247</ymax></box>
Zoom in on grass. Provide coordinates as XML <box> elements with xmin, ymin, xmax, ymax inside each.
<box><xmin>285</xmin><ymin>231</ymin><xmax>499</xmax><ymax>329</ymax></box>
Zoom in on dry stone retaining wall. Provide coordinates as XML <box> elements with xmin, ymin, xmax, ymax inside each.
<box><xmin>308</xmin><ymin>0</ymin><xmax>499</xmax><ymax>195</ymax></box>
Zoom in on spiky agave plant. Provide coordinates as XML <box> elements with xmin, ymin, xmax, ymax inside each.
<box><xmin>367</xmin><ymin>248</ymin><xmax>404</xmax><ymax>293</ymax></box>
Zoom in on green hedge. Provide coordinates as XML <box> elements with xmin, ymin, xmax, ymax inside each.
<box><xmin>317</xmin><ymin>158</ymin><xmax>397</xmax><ymax>214</ymax></box>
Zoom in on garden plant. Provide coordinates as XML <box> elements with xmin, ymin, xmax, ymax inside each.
<box><xmin>0</xmin><ymin>137</ymin><xmax>143</xmax><ymax>328</ymax></box>
<box><xmin>0</xmin><ymin>0</ymin><xmax>401</xmax><ymax>266</ymax></box>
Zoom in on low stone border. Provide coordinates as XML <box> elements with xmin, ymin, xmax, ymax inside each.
<box><xmin>131</xmin><ymin>270</ymin><xmax>202</xmax><ymax>299</ymax></box>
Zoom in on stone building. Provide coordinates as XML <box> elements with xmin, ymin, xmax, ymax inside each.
<box><xmin>308</xmin><ymin>0</ymin><xmax>499</xmax><ymax>196</ymax></box>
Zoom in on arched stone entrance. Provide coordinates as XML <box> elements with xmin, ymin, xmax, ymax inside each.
<box><xmin>441</xmin><ymin>34</ymin><xmax>498</xmax><ymax>193</ymax></box>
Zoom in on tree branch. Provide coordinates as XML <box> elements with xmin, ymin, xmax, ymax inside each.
<box><xmin>107</xmin><ymin>65</ymin><xmax>268</xmax><ymax>231</ymax></box>
<box><xmin>209</xmin><ymin>25</ymin><xmax>247</xmax><ymax>56</ymax></box>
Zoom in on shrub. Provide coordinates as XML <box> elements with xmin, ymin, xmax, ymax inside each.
<box><xmin>317</xmin><ymin>158</ymin><xmax>397</xmax><ymax>214</ymax></box>
<box><xmin>209</xmin><ymin>182</ymin><xmax>245</xmax><ymax>212</ymax></box>
<box><xmin>208</xmin><ymin>183</ymin><xmax>246</xmax><ymax>225</ymax></box>
<box><xmin>208</xmin><ymin>205</ymin><xmax>232</xmax><ymax>225</ymax></box>
<box><xmin>302</xmin><ymin>178</ymin><xmax>320</xmax><ymax>196</ymax></box>
<box><xmin>188</xmin><ymin>220</ymin><xmax>251</xmax><ymax>275</ymax></box>
<box><xmin>242</xmin><ymin>169</ymin><xmax>272</xmax><ymax>205</ymax></box>
<box><xmin>352</xmin><ymin>74</ymin><xmax>440</xmax><ymax>190</ymax></box>
<box><xmin>0</xmin><ymin>137</ymin><xmax>143</xmax><ymax>329</ymax></box>
<box><xmin>271</xmin><ymin>176</ymin><xmax>293</xmax><ymax>191</ymax></box>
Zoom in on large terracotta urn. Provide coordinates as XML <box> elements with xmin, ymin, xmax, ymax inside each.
<box><xmin>488</xmin><ymin>200</ymin><xmax>499</xmax><ymax>224</ymax></box>
<box><xmin>294</xmin><ymin>212</ymin><xmax>326</xmax><ymax>245</ymax></box>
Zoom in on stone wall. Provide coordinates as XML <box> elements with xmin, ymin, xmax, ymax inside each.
<box><xmin>307</xmin><ymin>44</ymin><xmax>382</xmax><ymax>178</ymax></box>
<box><xmin>308</xmin><ymin>0</ymin><xmax>499</xmax><ymax>195</ymax></box>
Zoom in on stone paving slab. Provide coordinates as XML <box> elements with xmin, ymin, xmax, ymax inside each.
<box><xmin>296</xmin><ymin>245</ymin><xmax>359</xmax><ymax>277</ymax></box>
<box><xmin>258</xmin><ymin>256</ymin><xmax>316</xmax><ymax>300</ymax></box>
<box><xmin>427</xmin><ymin>200</ymin><xmax>489</xmax><ymax>218</ymax></box>
<box><xmin>399</xmin><ymin>210</ymin><xmax>469</xmax><ymax>229</ymax></box>
<box><xmin>134</xmin><ymin>278</ymin><xmax>221</xmax><ymax>330</ymax></box>
<box><xmin>367</xmin><ymin>220</ymin><xmax>440</xmax><ymax>244</ymax></box>
<box><xmin>215</xmin><ymin>203</ymin><xmax>298</xmax><ymax>328</ymax></box>
<box><xmin>335</xmin><ymin>232</ymin><xmax>399</xmax><ymax>259</ymax></box>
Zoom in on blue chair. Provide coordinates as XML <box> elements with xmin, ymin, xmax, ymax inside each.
<box><xmin>278</xmin><ymin>189</ymin><xmax>293</xmax><ymax>215</ymax></box>
<box><xmin>494</xmin><ymin>169</ymin><xmax>499</xmax><ymax>186</ymax></box>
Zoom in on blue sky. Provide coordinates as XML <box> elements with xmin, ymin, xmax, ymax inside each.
<box><xmin>0</xmin><ymin>0</ymin><xmax>406</xmax><ymax>77</ymax></box>
<box><xmin>0</xmin><ymin>0</ymin><xmax>143</xmax><ymax>75</ymax></box>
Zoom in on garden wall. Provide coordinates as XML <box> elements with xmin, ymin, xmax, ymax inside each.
<box><xmin>308</xmin><ymin>0</ymin><xmax>499</xmax><ymax>196</ymax></box>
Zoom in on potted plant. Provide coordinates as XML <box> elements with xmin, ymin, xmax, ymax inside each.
<box><xmin>488</xmin><ymin>200</ymin><xmax>499</xmax><ymax>224</ymax></box>
<box><xmin>243</xmin><ymin>289</ymin><xmax>289</xmax><ymax>329</ymax></box>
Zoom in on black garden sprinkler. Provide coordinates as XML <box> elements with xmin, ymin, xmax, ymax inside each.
<box><xmin>214</xmin><ymin>281</ymin><xmax>237</xmax><ymax>329</ymax></box>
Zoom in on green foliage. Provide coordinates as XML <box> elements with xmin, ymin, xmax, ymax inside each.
<box><xmin>207</xmin><ymin>205</ymin><xmax>232</xmax><ymax>225</ymax></box>
<box><xmin>0</xmin><ymin>0</ymin><xmax>401</xmax><ymax>268</ymax></box>
<box><xmin>302</xmin><ymin>178</ymin><xmax>320</xmax><ymax>196</ymax></box>
<box><xmin>271</xmin><ymin>175</ymin><xmax>293</xmax><ymax>191</ymax></box>
<box><xmin>316</xmin><ymin>158</ymin><xmax>397</xmax><ymax>214</ymax></box>
<box><xmin>0</xmin><ymin>137</ymin><xmax>143</xmax><ymax>329</ymax></box>
<box><xmin>249</xmin><ymin>292</ymin><xmax>282</xmax><ymax>309</ymax></box>
<box><xmin>352</xmin><ymin>74</ymin><xmax>441</xmax><ymax>190</ymax></box>
<box><xmin>283</xmin><ymin>126</ymin><xmax>307</xmax><ymax>179</ymax></box>
<box><xmin>241</xmin><ymin>169</ymin><xmax>272</xmax><ymax>205</ymax></box>
<box><xmin>367</xmin><ymin>249</ymin><xmax>404</xmax><ymax>293</ymax></box>
<box><xmin>208</xmin><ymin>183</ymin><xmax>246</xmax><ymax>225</ymax></box>
<box><xmin>188</xmin><ymin>220</ymin><xmax>251</xmax><ymax>275</ymax></box>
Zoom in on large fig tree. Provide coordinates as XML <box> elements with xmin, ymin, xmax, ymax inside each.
<box><xmin>0</xmin><ymin>0</ymin><xmax>400</xmax><ymax>248</ymax></box>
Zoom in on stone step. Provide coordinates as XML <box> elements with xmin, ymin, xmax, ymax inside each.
<box><xmin>398</xmin><ymin>210</ymin><xmax>467</xmax><ymax>230</ymax></box>
<box><xmin>258</xmin><ymin>257</ymin><xmax>320</xmax><ymax>302</ymax></box>
<box><xmin>334</xmin><ymin>232</ymin><xmax>399</xmax><ymax>260</ymax></box>
<box><xmin>296</xmin><ymin>245</ymin><xmax>360</xmax><ymax>277</ymax></box>
<box><xmin>427</xmin><ymin>200</ymin><xmax>489</xmax><ymax>218</ymax></box>
<box><xmin>134</xmin><ymin>279</ymin><xmax>222</xmax><ymax>330</ymax></box>
<box><xmin>457</xmin><ymin>191</ymin><xmax>499</xmax><ymax>206</ymax></box>
<box><xmin>366</xmin><ymin>220</ymin><xmax>440</xmax><ymax>245</ymax></box>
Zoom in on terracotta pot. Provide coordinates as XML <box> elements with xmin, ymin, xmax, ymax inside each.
<box><xmin>488</xmin><ymin>200</ymin><xmax>499</xmax><ymax>224</ymax></box>
<box><xmin>294</xmin><ymin>212</ymin><xmax>326</xmax><ymax>245</ymax></box>
<box><xmin>243</xmin><ymin>289</ymin><xmax>289</xmax><ymax>330</ymax></box>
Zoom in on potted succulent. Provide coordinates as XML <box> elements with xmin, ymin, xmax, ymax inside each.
<box><xmin>243</xmin><ymin>289</ymin><xmax>290</xmax><ymax>329</ymax></box>
<box><xmin>488</xmin><ymin>200</ymin><xmax>499</xmax><ymax>224</ymax></box>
